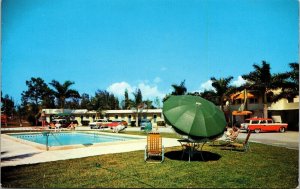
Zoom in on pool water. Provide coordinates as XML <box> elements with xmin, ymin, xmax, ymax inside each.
<box><xmin>9</xmin><ymin>132</ymin><xmax>140</xmax><ymax>147</ymax></box>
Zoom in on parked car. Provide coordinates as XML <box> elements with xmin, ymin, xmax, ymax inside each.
<box><xmin>110</xmin><ymin>120</ymin><xmax>128</xmax><ymax>127</ymax></box>
<box><xmin>140</xmin><ymin>119</ymin><xmax>152</xmax><ymax>131</ymax></box>
<box><xmin>106</xmin><ymin>120</ymin><xmax>124</xmax><ymax>129</ymax></box>
<box><xmin>120</xmin><ymin>120</ymin><xmax>128</xmax><ymax>127</ymax></box>
<box><xmin>241</xmin><ymin>118</ymin><xmax>288</xmax><ymax>133</ymax></box>
<box><xmin>89</xmin><ymin>119</ymin><xmax>110</xmax><ymax>129</ymax></box>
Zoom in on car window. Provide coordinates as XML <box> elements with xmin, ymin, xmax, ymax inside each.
<box><xmin>252</xmin><ymin>120</ymin><xmax>259</xmax><ymax>124</ymax></box>
<box><xmin>260</xmin><ymin>120</ymin><xmax>267</xmax><ymax>124</ymax></box>
<box><xmin>96</xmin><ymin>120</ymin><xmax>106</xmax><ymax>122</ymax></box>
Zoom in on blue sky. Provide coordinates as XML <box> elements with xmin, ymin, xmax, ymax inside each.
<box><xmin>2</xmin><ymin>0</ymin><xmax>299</xmax><ymax>105</ymax></box>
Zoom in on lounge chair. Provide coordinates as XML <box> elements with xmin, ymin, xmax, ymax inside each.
<box><xmin>230</xmin><ymin>131</ymin><xmax>252</xmax><ymax>152</ymax></box>
<box><xmin>144</xmin><ymin>132</ymin><xmax>164</xmax><ymax>163</ymax></box>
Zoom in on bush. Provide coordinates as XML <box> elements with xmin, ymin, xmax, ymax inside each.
<box><xmin>81</xmin><ymin>120</ymin><xmax>90</xmax><ymax>126</ymax></box>
<box><xmin>157</xmin><ymin>121</ymin><xmax>165</xmax><ymax>126</ymax></box>
<box><xmin>27</xmin><ymin>115</ymin><xmax>36</xmax><ymax>126</ymax></box>
<box><xmin>130</xmin><ymin>121</ymin><xmax>136</xmax><ymax>126</ymax></box>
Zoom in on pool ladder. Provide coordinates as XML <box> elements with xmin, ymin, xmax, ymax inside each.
<box><xmin>42</xmin><ymin>131</ymin><xmax>63</xmax><ymax>151</ymax></box>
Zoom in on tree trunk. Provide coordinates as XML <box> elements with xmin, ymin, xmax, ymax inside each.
<box><xmin>263</xmin><ymin>104</ymin><xmax>268</xmax><ymax>118</ymax></box>
<box><xmin>135</xmin><ymin>112</ymin><xmax>139</xmax><ymax>127</ymax></box>
<box><xmin>263</xmin><ymin>92</ymin><xmax>268</xmax><ymax>118</ymax></box>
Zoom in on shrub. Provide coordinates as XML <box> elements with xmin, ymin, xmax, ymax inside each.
<box><xmin>81</xmin><ymin>120</ymin><xmax>90</xmax><ymax>126</ymax></box>
<box><xmin>130</xmin><ymin>121</ymin><xmax>136</xmax><ymax>126</ymax></box>
<box><xmin>157</xmin><ymin>121</ymin><xmax>165</xmax><ymax>126</ymax></box>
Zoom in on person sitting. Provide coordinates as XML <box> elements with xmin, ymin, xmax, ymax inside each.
<box><xmin>224</xmin><ymin>126</ymin><xmax>233</xmax><ymax>138</ymax></box>
<box><xmin>68</xmin><ymin>122</ymin><xmax>75</xmax><ymax>130</ymax></box>
<box><xmin>226</xmin><ymin>125</ymin><xmax>240</xmax><ymax>142</ymax></box>
<box><xmin>55</xmin><ymin>121</ymin><xmax>61</xmax><ymax>132</ymax></box>
<box><xmin>49</xmin><ymin>122</ymin><xmax>55</xmax><ymax>129</ymax></box>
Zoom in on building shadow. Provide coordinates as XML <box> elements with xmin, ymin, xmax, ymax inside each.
<box><xmin>165</xmin><ymin>150</ymin><xmax>221</xmax><ymax>162</ymax></box>
<box><xmin>1</xmin><ymin>152</ymin><xmax>41</xmax><ymax>162</ymax></box>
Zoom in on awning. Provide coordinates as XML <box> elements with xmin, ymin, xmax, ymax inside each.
<box><xmin>231</xmin><ymin>92</ymin><xmax>255</xmax><ymax>100</ymax></box>
<box><xmin>56</xmin><ymin>113</ymin><xmax>71</xmax><ymax>116</ymax></box>
<box><xmin>232</xmin><ymin>110</ymin><xmax>253</xmax><ymax>116</ymax></box>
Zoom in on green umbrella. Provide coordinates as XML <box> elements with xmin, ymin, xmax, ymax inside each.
<box><xmin>163</xmin><ymin>95</ymin><xmax>226</xmax><ymax>140</ymax></box>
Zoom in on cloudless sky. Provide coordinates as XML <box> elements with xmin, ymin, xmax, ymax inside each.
<box><xmin>1</xmin><ymin>0</ymin><xmax>299</xmax><ymax>105</ymax></box>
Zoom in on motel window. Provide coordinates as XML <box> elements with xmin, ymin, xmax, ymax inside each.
<box><xmin>115</xmin><ymin>115</ymin><xmax>118</xmax><ymax>119</ymax></box>
<box><xmin>249</xmin><ymin>98</ymin><xmax>258</xmax><ymax>104</ymax></box>
<box><xmin>234</xmin><ymin>99</ymin><xmax>242</xmax><ymax>104</ymax></box>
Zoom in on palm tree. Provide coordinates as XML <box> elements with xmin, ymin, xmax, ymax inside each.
<box><xmin>271</xmin><ymin>62</ymin><xmax>299</xmax><ymax>102</ymax></box>
<box><xmin>199</xmin><ymin>90</ymin><xmax>218</xmax><ymax>105</ymax></box>
<box><xmin>210</xmin><ymin>76</ymin><xmax>235</xmax><ymax>123</ymax></box>
<box><xmin>241</xmin><ymin>61</ymin><xmax>278</xmax><ymax>118</ymax></box>
<box><xmin>163</xmin><ymin>80</ymin><xmax>187</xmax><ymax>102</ymax></box>
<box><xmin>171</xmin><ymin>80</ymin><xmax>187</xmax><ymax>95</ymax></box>
<box><xmin>210</xmin><ymin>76</ymin><xmax>235</xmax><ymax>111</ymax></box>
<box><xmin>132</xmin><ymin>88</ymin><xmax>144</xmax><ymax>127</ymax></box>
<box><xmin>49</xmin><ymin>80</ymin><xmax>80</xmax><ymax>109</ymax></box>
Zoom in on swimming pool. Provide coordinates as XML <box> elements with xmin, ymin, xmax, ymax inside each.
<box><xmin>8</xmin><ymin>132</ymin><xmax>141</xmax><ymax>147</ymax></box>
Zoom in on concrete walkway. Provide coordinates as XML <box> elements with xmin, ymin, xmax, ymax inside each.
<box><xmin>237</xmin><ymin>131</ymin><xmax>299</xmax><ymax>150</ymax></box>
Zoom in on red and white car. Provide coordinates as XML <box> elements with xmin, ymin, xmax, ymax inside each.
<box><xmin>106</xmin><ymin>120</ymin><xmax>128</xmax><ymax>129</ymax></box>
<box><xmin>240</xmin><ymin>118</ymin><xmax>288</xmax><ymax>133</ymax></box>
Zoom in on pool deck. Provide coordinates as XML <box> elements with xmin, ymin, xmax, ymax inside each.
<box><xmin>1</xmin><ymin>128</ymin><xmax>180</xmax><ymax>167</ymax></box>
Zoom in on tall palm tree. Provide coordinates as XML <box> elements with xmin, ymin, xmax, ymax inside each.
<box><xmin>49</xmin><ymin>80</ymin><xmax>80</xmax><ymax>109</ymax></box>
<box><xmin>163</xmin><ymin>80</ymin><xmax>187</xmax><ymax>102</ymax></box>
<box><xmin>132</xmin><ymin>88</ymin><xmax>143</xmax><ymax>127</ymax></box>
<box><xmin>209</xmin><ymin>76</ymin><xmax>235</xmax><ymax>123</ymax></box>
<box><xmin>271</xmin><ymin>62</ymin><xmax>299</xmax><ymax>102</ymax></box>
<box><xmin>199</xmin><ymin>90</ymin><xmax>218</xmax><ymax>105</ymax></box>
<box><xmin>242</xmin><ymin>61</ymin><xmax>278</xmax><ymax>118</ymax></box>
<box><xmin>171</xmin><ymin>80</ymin><xmax>187</xmax><ymax>95</ymax></box>
<box><xmin>210</xmin><ymin>76</ymin><xmax>234</xmax><ymax>111</ymax></box>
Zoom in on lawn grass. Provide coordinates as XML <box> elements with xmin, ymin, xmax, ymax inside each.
<box><xmin>1</xmin><ymin>142</ymin><xmax>298</xmax><ymax>188</ymax></box>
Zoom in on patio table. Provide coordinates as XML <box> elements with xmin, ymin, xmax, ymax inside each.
<box><xmin>178</xmin><ymin>138</ymin><xmax>209</xmax><ymax>162</ymax></box>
